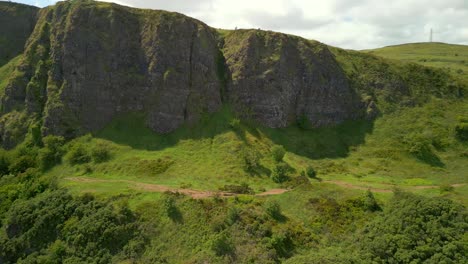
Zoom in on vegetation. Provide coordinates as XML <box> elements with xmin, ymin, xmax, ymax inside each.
<box><xmin>0</xmin><ymin>1</ymin><xmax>466</xmax><ymax>263</ymax></box>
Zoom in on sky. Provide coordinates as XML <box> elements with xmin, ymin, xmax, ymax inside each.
<box><xmin>11</xmin><ymin>0</ymin><xmax>468</xmax><ymax>50</ymax></box>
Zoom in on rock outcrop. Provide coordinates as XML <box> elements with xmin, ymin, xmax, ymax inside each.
<box><xmin>2</xmin><ymin>1</ymin><xmax>222</xmax><ymax>138</ymax></box>
<box><xmin>0</xmin><ymin>2</ymin><xmax>38</xmax><ymax>67</ymax></box>
<box><xmin>0</xmin><ymin>0</ymin><xmax>462</xmax><ymax>147</ymax></box>
<box><xmin>222</xmin><ymin>30</ymin><xmax>363</xmax><ymax>128</ymax></box>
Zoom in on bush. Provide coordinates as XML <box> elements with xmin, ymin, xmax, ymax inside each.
<box><xmin>91</xmin><ymin>143</ymin><xmax>111</xmax><ymax>163</ymax></box>
<box><xmin>358</xmin><ymin>192</ymin><xmax>467</xmax><ymax>263</ymax></box>
<box><xmin>65</xmin><ymin>143</ymin><xmax>91</xmax><ymax>165</ymax></box>
<box><xmin>455</xmin><ymin>122</ymin><xmax>468</xmax><ymax>141</ymax></box>
<box><xmin>0</xmin><ymin>150</ymin><xmax>11</xmax><ymax>176</ymax></box>
<box><xmin>229</xmin><ymin>118</ymin><xmax>241</xmax><ymax>130</ymax></box>
<box><xmin>305</xmin><ymin>166</ymin><xmax>316</xmax><ymax>178</ymax></box>
<box><xmin>163</xmin><ymin>195</ymin><xmax>178</xmax><ymax>220</ymax></box>
<box><xmin>271</xmin><ymin>145</ymin><xmax>286</xmax><ymax>163</ymax></box>
<box><xmin>220</xmin><ymin>183</ymin><xmax>254</xmax><ymax>194</ymax></box>
<box><xmin>210</xmin><ymin>232</ymin><xmax>233</xmax><ymax>256</ymax></box>
<box><xmin>439</xmin><ymin>184</ymin><xmax>454</xmax><ymax>193</ymax></box>
<box><xmin>38</xmin><ymin>136</ymin><xmax>65</xmax><ymax>171</ymax></box>
<box><xmin>242</xmin><ymin>148</ymin><xmax>261</xmax><ymax>173</ymax></box>
<box><xmin>265</xmin><ymin>200</ymin><xmax>282</xmax><ymax>220</ymax></box>
<box><xmin>9</xmin><ymin>155</ymin><xmax>36</xmax><ymax>174</ymax></box>
<box><xmin>271</xmin><ymin>162</ymin><xmax>289</xmax><ymax>183</ymax></box>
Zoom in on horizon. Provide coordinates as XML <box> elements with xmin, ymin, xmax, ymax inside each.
<box><xmin>5</xmin><ymin>0</ymin><xmax>468</xmax><ymax>50</ymax></box>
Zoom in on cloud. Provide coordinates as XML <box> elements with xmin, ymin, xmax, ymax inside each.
<box><xmin>23</xmin><ymin>0</ymin><xmax>468</xmax><ymax>49</ymax></box>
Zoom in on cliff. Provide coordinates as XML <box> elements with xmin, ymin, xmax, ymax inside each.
<box><xmin>0</xmin><ymin>0</ymin><xmax>464</xmax><ymax>148</ymax></box>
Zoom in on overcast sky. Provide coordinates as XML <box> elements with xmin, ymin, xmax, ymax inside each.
<box><xmin>13</xmin><ymin>0</ymin><xmax>468</xmax><ymax>50</ymax></box>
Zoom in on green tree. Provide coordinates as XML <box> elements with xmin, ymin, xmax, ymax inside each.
<box><xmin>271</xmin><ymin>145</ymin><xmax>286</xmax><ymax>163</ymax></box>
<box><xmin>271</xmin><ymin>162</ymin><xmax>289</xmax><ymax>183</ymax></box>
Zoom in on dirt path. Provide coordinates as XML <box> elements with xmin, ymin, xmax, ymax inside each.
<box><xmin>65</xmin><ymin>177</ymin><xmax>466</xmax><ymax>198</ymax></box>
<box><xmin>65</xmin><ymin>177</ymin><xmax>289</xmax><ymax>198</ymax></box>
<box><xmin>322</xmin><ymin>180</ymin><xmax>466</xmax><ymax>193</ymax></box>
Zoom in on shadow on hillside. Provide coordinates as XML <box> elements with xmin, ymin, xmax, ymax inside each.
<box><xmin>95</xmin><ymin>109</ymin><xmax>374</xmax><ymax>160</ymax></box>
<box><xmin>258</xmin><ymin>119</ymin><xmax>374</xmax><ymax>159</ymax></box>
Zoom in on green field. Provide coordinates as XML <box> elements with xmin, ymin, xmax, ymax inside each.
<box><xmin>365</xmin><ymin>42</ymin><xmax>468</xmax><ymax>82</ymax></box>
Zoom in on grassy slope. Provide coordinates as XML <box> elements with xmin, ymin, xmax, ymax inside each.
<box><xmin>0</xmin><ymin>2</ymin><xmax>465</xmax><ymax>262</ymax></box>
<box><xmin>365</xmin><ymin>42</ymin><xmax>468</xmax><ymax>82</ymax></box>
<box><xmin>49</xmin><ymin>44</ymin><xmax>468</xmax><ymax>207</ymax></box>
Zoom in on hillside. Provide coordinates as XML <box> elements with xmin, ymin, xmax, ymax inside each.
<box><xmin>365</xmin><ymin>42</ymin><xmax>468</xmax><ymax>82</ymax></box>
<box><xmin>0</xmin><ymin>1</ymin><xmax>467</xmax><ymax>263</ymax></box>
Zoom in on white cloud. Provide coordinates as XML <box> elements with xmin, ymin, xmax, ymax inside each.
<box><xmin>29</xmin><ymin>0</ymin><xmax>468</xmax><ymax>49</ymax></box>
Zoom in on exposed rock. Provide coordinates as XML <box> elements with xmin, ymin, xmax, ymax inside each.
<box><xmin>0</xmin><ymin>2</ymin><xmax>38</xmax><ymax>67</ymax></box>
<box><xmin>222</xmin><ymin>30</ymin><xmax>364</xmax><ymax>128</ymax></box>
<box><xmin>2</xmin><ymin>1</ymin><xmax>222</xmax><ymax>138</ymax></box>
<box><xmin>0</xmin><ymin>1</ymin><xmax>463</xmax><ymax>147</ymax></box>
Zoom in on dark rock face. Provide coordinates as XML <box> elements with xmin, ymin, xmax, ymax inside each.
<box><xmin>223</xmin><ymin>30</ymin><xmax>364</xmax><ymax>128</ymax></box>
<box><xmin>0</xmin><ymin>2</ymin><xmax>38</xmax><ymax>66</ymax></box>
<box><xmin>2</xmin><ymin>2</ymin><xmax>222</xmax><ymax>138</ymax></box>
<box><xmin>0</xmin><ymin>1</ymin><xmax>370</xmax><ymax>143</ymax></box>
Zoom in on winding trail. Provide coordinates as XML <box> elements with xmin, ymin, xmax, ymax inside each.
<box><xmin>65</xmin><ymin>177</ymin><xmax>465</xmax><ymax>198</ymax></box>
<box><xmin>65</xmin><ymin>177</ymin><xmax>289</xmax><ymax>198</ymax></box>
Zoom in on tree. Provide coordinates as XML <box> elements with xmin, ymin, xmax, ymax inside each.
<box><xmin>271</xmin><ymin>162</ymin><xmax>289</xmax><ymax>183</ymax></box>
<box><xmin>305</xmin><ymin>166</ymin><xmax>316</xmax><ymax>178</ymax></box>
<box><xmin>271</xmin><ymin>145</ymin><xmax>286</xmax><ymax>163</ymax></box>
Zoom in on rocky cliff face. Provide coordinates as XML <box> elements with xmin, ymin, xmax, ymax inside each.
<box><xmin>0</xmin><ymin>1</ymin><xmax>462</xmax><ymax>147</ymax></box>
<box><xmin>2</xmin><ymin>1</ymin><xmax>222</xmax><ymax>138</ymax></box>
<box><xmin>222</xmin><ymin>30</ymin><xmax>363</xmax><ymax>128</ymax></box>
<box><xmin>0</xmin><ymin>2</ymin><xmax>38</xmax><ymax>67</ymax></box>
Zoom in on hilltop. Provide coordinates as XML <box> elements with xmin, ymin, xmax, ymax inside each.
<box><xmin>365</xmin><ymin>42</ymin><xmax>468</xmax><ymax>82</ymax></box>
<box><xmin>0</xmin><ymin>1</ymin><xmax>466</xmax><ymax>263</ymax></box>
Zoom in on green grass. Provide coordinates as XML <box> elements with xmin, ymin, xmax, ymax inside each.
<box><xmin>46</xmin><ymin>97</ymin><xmax>468</xmax><ymax>207</ymax></box>
<box><xmin>365</xmin><ymin>42</ymin><xmax>468</xmax><ymax>83</ymax></box>
<box><xmin>0</xmin><ymin>54</ymin><xmax>21</xmax><ymax>94</ymax></box>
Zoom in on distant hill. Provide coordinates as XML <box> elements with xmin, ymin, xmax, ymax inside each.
<box><xmin>365</xmin><ymin>42</ymin><xmax>468</xmax><ymax>82</ymax></box>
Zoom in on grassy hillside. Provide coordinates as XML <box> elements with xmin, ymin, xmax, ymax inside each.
<box><xmin>0</xmin><ymin>1</ymin><xmax>466</xmax><ymax>263</ymax></box>
<box><xmin>365</xmin><ymin>42</ymin><xmax>468</xmax><ymax>83</ymax></box>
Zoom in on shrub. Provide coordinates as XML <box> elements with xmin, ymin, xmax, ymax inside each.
<box><xmin>455</xmin><ymin>122</ymin><xmax>468</xmax><ymax>141</ymax></box>
<box><xmin>163</xmin><ymin>195</ymin><xmax>178</xmax><ymax>219</ymax></box>
<box><xmin>362</xmin><ymin>190</ymin><xmax>381</xmax><ymax>211</ymax></box>
<box><xmin>210</xmin><ymin>232</ymin><xmax>233</xmax><ymax>256</ymax></box>
<box><xmin>242</xmin><ymin>148</ymin><xmax>261</xmax><ymax>173</ymax></box>
<box><xmin>65</xmin><ymin>143</ymin><xmax>91</xmax><ymax>165</ymax></box>
<box><xmin>305</xmin><ymin>166</ymin><xmax>316</xmax><ymax>178</ymax></box>
<box><xmin>226</xmin><ymin>207</ymin><xmax>240</xmax><ymax>225</ymax></box>
<box><xmin>9</xmin><ymin>155</ymin><xmax>36</xmax><ymax>174</ymax></box>
<box><xmin>265</xmin><ymin>200</ymin><xmax>282</xmax><ymax>220</ymax></box>
<box><xmin>439</xmin><ymin>184</ymin><xmax>454</xmax><ymax>193</ymax></box>
<box><xmin>38</xmin><ymin>136</ymin><xmax>65</xmax><ymax>171</ymax></box>
<box><xmin>220</xmin><ymin>183</ymin><xmax>254</xmax><ymax>194</ymax></box>
<box><xmin>229</xmin><ymin>118</ymin><xmax>241</xmax><ymax>130</ymax></box>
<box><xmin>0</xmin><ymin>150</ymin><xmax>11</xmax><ymax>176</ymax></box>
<box><xmin>271</xmin><ymin>145</ymin><xmax>286</xmax><ymax>163</ymax></box>
<box><xmin>271</xmin><ymin>162</ymin><xmax>289</xmax><ymax>183</ymax></box>
<box><xmin>91</xmin><ymin>143</ymin><xmax>111</xmax><ymax>163</ymax></box>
